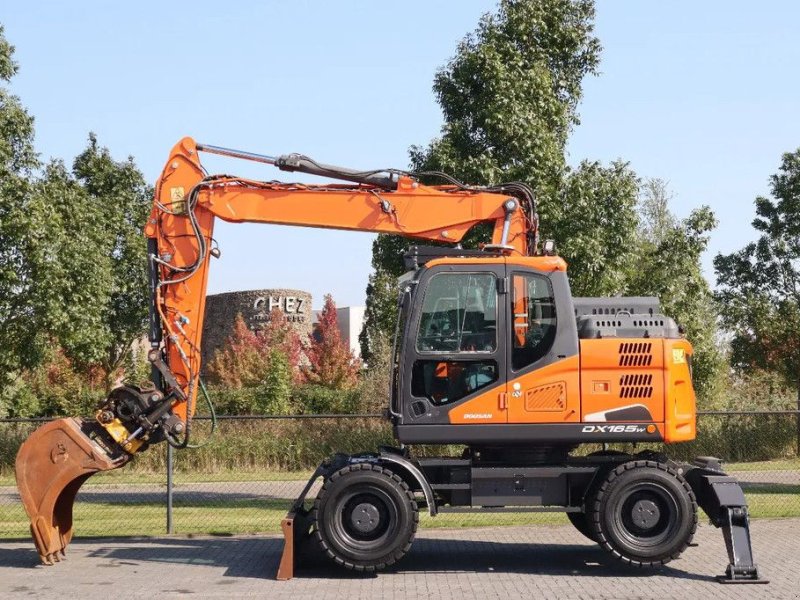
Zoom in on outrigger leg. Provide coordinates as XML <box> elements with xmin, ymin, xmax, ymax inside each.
<box><xmin>684</xmin><ymin>457</ymin><xmax>768</xmax><ymax>584</ymax></box>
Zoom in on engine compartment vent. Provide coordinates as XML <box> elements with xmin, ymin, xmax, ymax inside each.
<box><xmin>619</xmin><ymin>373</ymin><xmax>654</xmax><ymax>398</ymax></box>
<box><xmin>618</xmin><ymin>342</ymin><xmax>653</xmax><ymax>367</ymax></box>
<box><xmin>577</xmin><ymin>314</ymin><xmax>680</xmax><ymax>340</ymax></box>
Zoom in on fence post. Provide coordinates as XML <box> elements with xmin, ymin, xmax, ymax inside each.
<box><xmin>166</xmin><ymin>443</ymin><xmax>174</xmax><ymax>534</ymax></box>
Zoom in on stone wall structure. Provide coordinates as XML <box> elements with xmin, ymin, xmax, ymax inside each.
<box><xmin>201</xmin><ymin>288</ymin><xmax>312</xmax><ymax>372</ymax></box>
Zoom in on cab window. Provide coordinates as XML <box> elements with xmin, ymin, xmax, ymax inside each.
<box><xmin>411</xmin><ymin>359</ymin><xmax>498</xmax><ymax>406</ymax></box>
<box><xmin>511</xmin><ymin>273</ymin><xmax>556</xmax><ymax>370</ymax></box>
<box><xmin>416</xmin><ymin>272</ymin><xmax>497</xmax><ymax>353</ymax></box>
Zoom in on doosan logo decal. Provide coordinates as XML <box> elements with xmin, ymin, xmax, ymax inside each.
<box><xmin>464</xmin><ymin>413</ymin><xmax>493</xmax><ymax>420</ymax></box>
<box><xmin>582</xmin><ymin>424</ymin><xmax>648</xmax><ymax>434</ymax></box>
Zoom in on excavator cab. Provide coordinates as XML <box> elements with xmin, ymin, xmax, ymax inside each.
<box><xmin>389</xmin><ymin>247</ymin><xmax>587</xmax><ymax>445</ymax></box>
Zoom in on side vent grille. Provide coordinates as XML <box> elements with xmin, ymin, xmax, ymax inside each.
<box><xmin>620</xmin><ymin>374</ymin><xmax>653</xmax><ymax>398</ymax></box>
<box><xmin>618</xmin><ymin>342</ymin><xmax>653</xmax><ymax>367</ymax></box>
<box><xmin>524</xmin><ymin>382</ymin><xmax>566</xmax><ymax>412</ymax></box>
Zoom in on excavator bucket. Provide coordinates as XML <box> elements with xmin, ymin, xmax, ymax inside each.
<box><xmin>15</xmin><ymin>417</ymin><xmax>129</xmax><ymax>564</ymax></box>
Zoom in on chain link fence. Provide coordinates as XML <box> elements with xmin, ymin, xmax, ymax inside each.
<box><xmin>1</xmin><ymin>412</ymin><xmax>798</xmax><ymax>539</ymax></box>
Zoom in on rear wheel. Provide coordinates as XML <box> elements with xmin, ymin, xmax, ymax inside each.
<box><xmin>567</xmin><ymin>511</ymin><xmax>597</xmax><ymax>542</ymax></box>
<box><xmin>589</xmin><ymin>460</ymin><xmax>697</xmax><ymax>567</ymax></box>
<box><xmin>311</xmin><ymin>463</ymin><xmax>418</xmax><ymax>571</ymax></box>
<box><xmin>568</xmin><ymin>450</ymin><xmax>631</xmax><ymax>543</ymax></box>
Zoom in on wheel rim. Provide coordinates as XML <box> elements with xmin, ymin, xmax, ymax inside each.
<box><xmin>613</xmin><ymin>482</ymin><xmax>680</xmax><ymax>549</ymax></box>
<box><xmin>332</xmin><ymin>486</ymin><xmax>400</xmax><ymax>553</ymax></box>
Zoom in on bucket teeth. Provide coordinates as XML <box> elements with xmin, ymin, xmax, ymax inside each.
<box><xmin>15</xmin><ymin>418</ymin><xmax>130</xmax><ymax>563</ymax></box>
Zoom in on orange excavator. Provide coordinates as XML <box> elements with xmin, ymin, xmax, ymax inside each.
<box><xmin>15</xmin><ymin>138</ymin><xmax>765</xmax><ymax>583</ymax></box>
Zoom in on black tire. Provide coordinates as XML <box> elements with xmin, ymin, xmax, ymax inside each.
<box><xmin>567</xmin><ymin>511</ymin><xmax>597</xmax><ymax>542</ymax></box>
<box><xmin>568</xmin><ymin>450</ymin><xmax>632</xmax><ymax>543</ymax></box>
<box><xmin>311</xmin><ymin>463</ymin><xmax>418</xmax><ymax>572</ymax></box>
<box><xmin>589</xmin><ymin>459</ymin><xmax>697</xmax><ymax>567</ymax></box>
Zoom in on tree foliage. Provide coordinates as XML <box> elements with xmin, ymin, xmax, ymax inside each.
<box><xmin>355</xmin><ymin>330</ymin><xmax>393</xmax><ymax>413</ymax></box>
<box><xmin>205</xmin><ymin>311</ymin><xmax>304</xmax><ymax>414</ymax></box>
<box><xmin>304</xmin><ymin>295</ymin><xmax>360</xmax><ymax>389</ymax></box>
<box><xmin>0</xmin><ymin>25</ymin><xmax>40</xmax><ymax>382</ymax></box>
<box><xmin>361</xmin><ymin>0</ymin><xmax>642</xmax><ymax>354</ymax></box>
<box><xmin>0</xmin><ymin>26</ymin><xmax>151</xmax><ymax>391</ymax></box>
<box><xmin>714</xmin><ymin>149</ymin><xmax>800</xmax><ymax>391</ymax></box>
<box><xmin>206</xmin><ymin>311</ymin><xmax>303</xmax><ymax>388</ymax></box>
<box><xmin>359</xmin><ymin>263</ymin><xmax>403</xmax><ymax>362</ymax></box>
<box><xmin>410</xmin><ymin>0</ymin><xmax>600</xmax><ymax>194</ymax></box>
<box><xmin>0</xmin><ymin>346</ymin><xmax>107</xmax><ymax>418</ymax></box>
<box><xmin>72</xmin><ymin>134</ymin><xmax>152</xmax><ymax>379</ymax></box>
<box><xmin>628</xmin><ymin>180</ymin><xmax>724</xmax><ymax>403</ymax></box>
<box><xmin>554</xmin><ymin>160</ymin><xmax>639</xmax><ymax>296</ymax></box>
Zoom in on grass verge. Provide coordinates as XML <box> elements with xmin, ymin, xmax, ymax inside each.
<box><xmin>1</xmin><ymin>486</ymin><xmax>797</xmax><ymax>540</ymax></box>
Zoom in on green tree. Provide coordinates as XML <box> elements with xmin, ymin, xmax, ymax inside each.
<box><xmin>255</xmin><ymin>349</ymin><xmax>293</xmax><ymax>414</ymax></box>
<box><xmin>25</xmin><ymin>160</ymin><xmax>114</xmax><ymax>368</ymax></box>
<box><xmin>362</xmin><ymin>0</ymin><xmax>642</xmax><ymax>353</ymax></box>
<box><xmin>15</xmin><ymin>137</ymin><xmax>150</xmax><ymax>388</ymax></box>
<box><xmin>0</xmin><ymin>25</ymin><xmax>40</xmax><ymax>382</ymax></box>
<box><xmin>714</xmin><ymin>149</ymin><xmax>800</xmax><ymax>396</ymax></box>
<box><xmin>0</xmin><ymin>26</ymin><xmax>152</xmax><ymax>392</ymax></box>
<box><xmin>638</xmin><ymin>179</ymin><xmax>678</xmax><ymax>245</ymax></box>
<box><xmin>359</xmin><ymin>263</ymin><xmax>403</xmax><ymax>363</ymax></box>
<box><xmin>0</xmin><ymin>30</ymin><xmax>113</xmax><ymax>380</ymax></box>
<box><xmin>410</xmin><ymin>0</ymin><xmax>600</xmax><ymax>194</ymax></box>
<box><xmin>555</xmin><ymin>160</ymin><xmax>639</xmax><ymax>296</ymax></box>
<box><xmin>356</xmin><ymin>330</ymin><xmax>394</xmax><ymax>413</ymax></box>
<box><xmin>628</xmin><ymin>179</ymin><xmax>724</xmax><ymax>404</ymax></box>
<box><xmin>71</xmin><ymin>134</ymin><xmax>152</xmax><ymax>383</ymax></box>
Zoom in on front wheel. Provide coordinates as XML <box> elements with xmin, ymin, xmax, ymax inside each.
<box><xmin>589</xmin><ymin>460</ymin><xmax>697</xmax><ymax>567</ymax></box>
<box><xmin>311</xmin><ymin>463</ymin><xmax>418</xmax><ymax>572</ymax></box>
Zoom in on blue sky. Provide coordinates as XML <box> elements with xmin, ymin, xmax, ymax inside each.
<box><xmin>4</xmin><ymin>1</ymin><xmax>799</xmax><ymax>308</ymax></box>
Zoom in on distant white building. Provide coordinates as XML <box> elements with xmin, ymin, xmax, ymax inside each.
<box><xmin>312</xmin><ymin>306</ymin><xmax>366</xmax><ymax>359</ymax></box>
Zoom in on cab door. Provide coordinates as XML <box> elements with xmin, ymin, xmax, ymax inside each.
<box><xmin>401</xmin><ymin>262</ymin><xmax>508</xmax><ymax>426</ymax></box>
<box><xmin>505</xmin><ymin>268</ymin><xmax>580</xmax><ymax>423</ymax></box>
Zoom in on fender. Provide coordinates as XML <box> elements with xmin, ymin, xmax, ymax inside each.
<box><xmin>287</xmin><ymin>451</ymin><xmax>437</xmax><ymax>517</ymax></box>
<box><xmin>373</xmin><ymin>450</ymin><xmax>437</xmax><ymax>516</ymax></box>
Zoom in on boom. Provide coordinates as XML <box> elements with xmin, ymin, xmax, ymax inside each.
<box><xmin>13</xmin><ymin>137</ymin><xmax>539</xmax><ymax>563</ymax></box>
<box><xmin>147</xmin><ymin>137</ymin><xmax>535</xmax><ymax>428</ymax></box>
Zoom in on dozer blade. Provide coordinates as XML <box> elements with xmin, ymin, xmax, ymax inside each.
<box><xmin>15</xmin><ymin>417</ymin><xmax>130</xmax><ymax>564</ymax></box>
<box><xmin>277</xmin><ymin>507</ymin><xmax>314</xmax><ymax>581</ymax></box>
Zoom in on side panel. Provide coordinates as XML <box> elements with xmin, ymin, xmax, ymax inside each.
<box><xmin>447</xmin><ymin>386</ymin><xmax>508</xmax><ymax>424</ymax></box>
<box><xmin>396</xmin><ymin>422</ymin><xmax>664</xmax><ymax>445</ymax></box>
<box><xmin>506</xmin><ymin>356</ymin><xmax>581</xmax><ymax>423</ymax></box>
<box><xmin>504</xmin><ymin>269</ymin><xmax>581</xmax><ymax>424</ymax></box>
<box><xmin>580</xmin><ymin>338</ymin><xmax>666</xmax><ymax>424</ymax></box>
<box><xmin>663</xmin><ymin>338</ymin><xmax>696</xmax><ymax>442</ymax></box>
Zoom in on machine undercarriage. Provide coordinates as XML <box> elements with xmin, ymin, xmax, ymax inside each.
<box><xmin>277</xmin><ymin>447</ymin><xmax>765</xmax><ymax>583</ymax></box>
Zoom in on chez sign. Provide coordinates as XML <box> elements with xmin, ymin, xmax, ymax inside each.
<box><xmin>252</xmin><ymin>295</ymin><xmax>306</xmax><ymax>324</ymax></box>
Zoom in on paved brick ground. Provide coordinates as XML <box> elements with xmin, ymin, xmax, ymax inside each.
<box><xmin>0</xmin><ymin>520</ymin><xmax>796</xmax><ymax>599</ymax></box>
